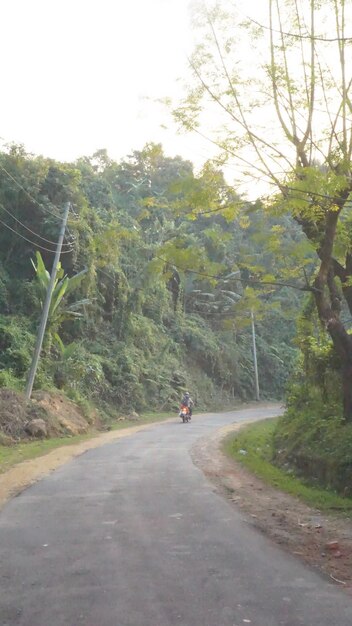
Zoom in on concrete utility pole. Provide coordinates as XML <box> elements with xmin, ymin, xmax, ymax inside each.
<box><xmin>25</xmin><ymin>202</ymin><xmax>70</xmax><ymax>400</ymax></box>
<box><xmin>251</xmin><ymin>309</ymin><xmax>260</xmax><ymax>401</ymax></box>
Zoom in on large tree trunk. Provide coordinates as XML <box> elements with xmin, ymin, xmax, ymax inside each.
<box><xmin>313</xmin><ymin>211</ymin><xmax>352</xmax><ymax>421</ymax></box>
<box><xmin>333</xmin><ymin>255</ymin><xmax>352</xmax><ymax>316</ymax></box>
<box><xmin>314</xmin><ymin>276</ymin><xmax>352</xmax><ymax>421</ymax></box>
<box><xmin>327</xmin><ymin>319</ymin><xmax>352</xmax><ymax>421</ymax></box>
<box><xmin>342</xmin><ymin>361</ymin><xmax>352</xmax><ymax>421</ymax></box>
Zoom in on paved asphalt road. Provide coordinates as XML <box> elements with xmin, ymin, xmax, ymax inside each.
<box><xmin>1</xmin><ymin>406</ymin><xmax>352</xmax><ymax>626</ymax></box>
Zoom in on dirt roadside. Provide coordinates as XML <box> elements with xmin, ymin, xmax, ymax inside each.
<box><xmin>191</xmin><ymin>421</ymin><xmax>352</xmax><ymax>592</ymax></box>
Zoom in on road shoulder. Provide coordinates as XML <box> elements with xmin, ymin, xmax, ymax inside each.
<box><xmin>191</xmin><ymin>421</ymin><xmax>352</xmax><ymax>590</ymax></box>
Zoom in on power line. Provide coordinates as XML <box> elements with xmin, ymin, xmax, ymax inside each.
<box><xmin>0</xmin><ymin>162</ymin><xmax>65</xmax><ymax>221</ymax></box>
<box><xmin>0</xmin><ymin>201</ymin><xmax>73</xmax><ymax>249</ymax></box>
<box><xmin>0</xmin><ymin>217</ymin><xmax>73</xmax><ymax>254</ymax></box>
<box><xmin>91</xmin><ymin>190</ymin><xmax>316</xmax><ymax>293</ymax></box>
<box><xmin>143</xmin><ymin>252</ymin><xmax>313</xmax><ymax>293</ymax></box>
<box><xmin>96</xmin><ymin>229</ymin><xmax>311</xmax><ymax>293</ymax></box>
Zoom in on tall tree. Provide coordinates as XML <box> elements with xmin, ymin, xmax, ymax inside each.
<box><xmin>174</xmin><ymin>0</ymin><xmax>352</xmax><ymax>419</ymax></box>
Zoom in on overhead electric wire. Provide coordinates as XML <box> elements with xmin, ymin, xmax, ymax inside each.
<box><xmin>0</xmin><ymin>163</ymin><xmax>77</xmax><ymax>247</ymax></box>
<box><xmin>0</xmin><ymin>201</ymin><xmax>74</xmax><ymax>249</ymax></box>
<box><xmin>0</xmin><ymin>217</ymin><xmax>73</xmax><ymax>254</ymax></box>
<box><xmin>0</xmin><ymin>162</ymin><xmax>66</xmax><ymax>221</ymax></box>
<box><xmin>152</xmin><ymin>253</ymin><xmax>311</xmax><ymax>292</ymax></box>
<box><xmin>98</xmin><ymin>239</ymin><xmax>311</xmax><ymax>293</ymax></box>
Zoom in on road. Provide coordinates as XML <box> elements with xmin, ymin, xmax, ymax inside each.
<box><xmin>1</xmin><ymin>406</ymin><xmax>352</xmax><ymax>626</ymax></box>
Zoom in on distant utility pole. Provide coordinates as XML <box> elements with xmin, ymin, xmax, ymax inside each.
<box><xmin>251</xmin><ymin>309</ymin><xmax>260</xmax><ymax>401</ymax></box>
<box><xmin>25</xmin><ymin>202</ymin><xmax>70</xmax><ymax>400</ymax></box>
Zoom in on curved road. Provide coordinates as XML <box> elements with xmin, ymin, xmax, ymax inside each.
<box><xmin>1</xmin><ymin>406</ymin><xmax>352</xmax><ymax>626</ymax></box>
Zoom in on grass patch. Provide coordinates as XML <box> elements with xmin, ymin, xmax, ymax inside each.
<box><xmin>224</xmin><ymin>418</ymin><xmax>352</xmax><ymax>512</ymax></box>
<box><xmin>0</xmin><ymin>411</ymin><xmax>174</xmax><ymax>474</ymax></box>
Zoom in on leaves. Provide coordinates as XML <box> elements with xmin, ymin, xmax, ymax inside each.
<box><xmin>32</xmin><ymin>251</ymin><xmax>88</xmax><ymax>349</ymax></box>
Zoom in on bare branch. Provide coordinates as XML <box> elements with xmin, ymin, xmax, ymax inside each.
<box><xmin>334</xmin><ymin>0</ymin><xmax>348</xmax><ymax>157</ymax></box>
<box><xmin>187</xmin><ymin>56</ymin><xmax>294</xmax><ymax>184</ymax></box>
<box><xmin>293</xmin><ymin>0</ymin><xmax>310</xmax><ymax>113</ymax></box>
<box><xmin>269</xmin><ymin>1</ymin><xmax>296</xmax><ymax>147</ymax></box>
<box><xmin>191</xmin><ymin>124</ymin><xmax>289</xmax><ymax>194</ymax></box>
<box><xmin>207</xmin><ymin>14</ymin><xmax>286</xmax><ymax>186</ymax></box>
<box><xmin>246</xmin><ymin>15</ymin><xmax>352</xmax><ymax>42</ymax></box>
<box><xmin>275</xmin><ymin>0</ymin><xmax>298</xmax><ymax>137</ymax></box>
<box><xmin>301</xmin><ymin>0</ymin><xmax>315</xmax><ymax>152</ymax></box>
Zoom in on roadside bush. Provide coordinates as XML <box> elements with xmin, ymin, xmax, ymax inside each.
<box><xmin>273</xmin><ymin>408</ymin><xmax>352</xmax><ymax>494</ymax></box>
<box><xmin>0</xmin><ymin>369</ymin><xmax>23</xmax><ymax>390</ymax></box>
<box><xmin>0</xmin><ymin>315</ymin><xmax>35</xmax><ymax>378</ymax></box>
<box><xmin>52</xmin><ymin>342</ymin><xmax>107</xmax><ymax>398</ymax></box>
<box><xmin>272</xmin><ymin>321</ymin><xmax>352</xmax><ymax>494</ymax></box>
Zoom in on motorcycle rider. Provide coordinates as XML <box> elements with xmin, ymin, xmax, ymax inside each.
<box><xmin>180</xmin><ymin>391</ymin><xmax>194</xmax><ymax>419</ymax></box>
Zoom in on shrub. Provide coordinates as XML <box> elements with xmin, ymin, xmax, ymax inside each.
<box><xmin>0</xmin><ymin>315</ymin><xmax>35</xmax><ymax>378</ymax></box>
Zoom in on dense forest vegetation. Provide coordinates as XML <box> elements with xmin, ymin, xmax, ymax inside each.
<box><xmin>0</xmin><ymin>142</ymin><xmax>301</xmax><ymax>417</ymax></box>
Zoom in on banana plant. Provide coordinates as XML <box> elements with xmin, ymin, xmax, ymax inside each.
<box><xmin>31</xmin><ymin>251</ymin><xmax>89</xmax><ymax>351</ymax></box>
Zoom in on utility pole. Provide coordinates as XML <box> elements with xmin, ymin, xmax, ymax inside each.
<box><xmin>25</xmin><ymin>202</ymin><xmax>70</xmax><ymax>400</ymax></box>
<box><xmin>251</xmin><ymin>309</ymin><xmax>260</xmax><ymax>401</ymax></box>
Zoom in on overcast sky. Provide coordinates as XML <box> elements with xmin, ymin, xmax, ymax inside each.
<box><xmin>0</xmin><ymin>0</ymin><xmax>217</xmax><ymax>165</ymax></box>
<box><xmin>3</xmin><ymin>0</ymin><xmax>339</xmax><ymax>186</ymax></box>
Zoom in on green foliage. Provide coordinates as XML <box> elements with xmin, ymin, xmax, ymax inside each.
<box><xmin>225</xmin><ymin>419</ymin><xmax>352</xmax><ymax>510</ymax></box>
<box><xmin>272</xmin><ymin>295</ymin><xmax>352</xmax><ymax>493</ymax></box>
<box><xmin>31</xmin><ymin>251</ymin><xmax>89</xmax><ymax>349</ymax></box>
<box><xmin>0</xmin><ymin>369</ymin><xmax>23</xmax><ymax>391</ymax></box>
<box><xmin>32</xmin><ymin>251</ymin><xmax>88</xmax><ymax>319</ymax></box>
<box><xmin>51</xmin><ymin>342</ymin><xmax>104</xmax><ymax>395</ymax></box>
<box><xmin>286</xmin><ymin>297</ymin><xmax>343</xmax><ymax>413</ymax></box>
<box><xmin>273</xmin><ymin>409</ymin><xmax>352</xmax><ymax>495</ymax></box>
<box><xmin>0</xmin><ymin>315</ymin><xmax>35</xmax><ymax>381</ymax></box>
<box><xmin>0</xmin><ymin>142</ymin><xmax>301</xmax><ymax>415</ymax></box>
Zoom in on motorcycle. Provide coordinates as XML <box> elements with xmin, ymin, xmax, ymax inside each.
<box><xmin>179</xmin><ymin>404</ymin><xmax>191</xmax><ymax>423</ymax></box>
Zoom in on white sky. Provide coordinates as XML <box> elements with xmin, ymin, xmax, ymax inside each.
<box><xmin>0</xmin><ymin>0</ymin><xmax>310</xmax><ymax>196</ymax></box>
<box><xmin>0</xmin><ymin>0</ymin><xmax>215</xmax><ymax>166</ymax></box>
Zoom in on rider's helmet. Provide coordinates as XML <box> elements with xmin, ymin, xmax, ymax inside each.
<box><xmin>184</xmin><ymin>391</ymin><xmax>190</xmax><ymax>397</ymax></box>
